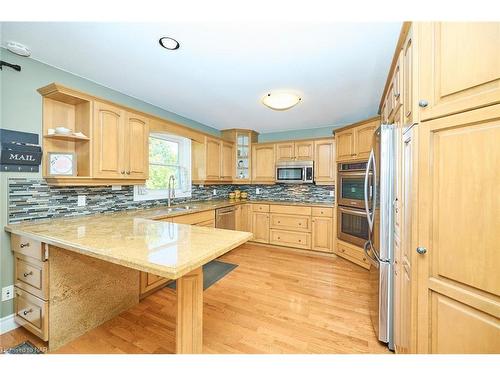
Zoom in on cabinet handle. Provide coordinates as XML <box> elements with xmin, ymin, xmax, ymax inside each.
<box><xmin>23</xmin><ymin>309</ymin><xmax>33</xmax><ymax>316</ymax></box>
<box><xmin>126</xmin><ymin>171</ymin><xmax>130</xmax><ymax>175</ymax></box>
<box><xmin>418</xmin><ymin>100</ymin><xmax>428</xmax><ymax>108</ymax></box>
<box><xmin>351</xmin><ymin>153</ymin><xmax>356</xmax><ymax>156</ymax></box>
<box><xmin>20</xmin><ymin>242</ymin><xmax>30</xmax><ymax>248</ymax></box>
<box><xmin>416</xmin><ymin>246</ymin><xmax>427</xmax><ymax>255</ymax></box>
<box><xmin>341</xmin><ymin>249</ymin><xmax>345</xmax><ymax>253</ymax></box>
<box><xmin>278</xmin><ymin>221</ymin><xmax>281</xmax><ymax>224</ymax></box>
<box><xmin>278</xmin><ymin>237</ymin><xmax>281</xmax><ymax>240</ymax></box>
<box><xmin>298</xmin><ymin>223</ymin><xmax>302</xmax><ymax>226</ymax></box>
<box><xmin>298</xmin><ymin>239</ymin><xmax>302</xmax><ymax>242</ymax></box>
<box><xmin>23</xmin><ymin>271</ymin><xmax>33</xmax><ymax>278</ymax></box>
<box><xmin>121</xmin><ymin>171</ymin><xmax>125</xmax><ymax>174</ymax></box>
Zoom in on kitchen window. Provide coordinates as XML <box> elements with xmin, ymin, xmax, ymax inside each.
<box><xmin>134</xmin><ymin>133</ymin><xmax>191</xmax><ymax>201</ymax></box>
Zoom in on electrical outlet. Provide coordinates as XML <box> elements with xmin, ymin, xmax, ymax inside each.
<box><xmin>77</xmin><ymin>195</ymin><xmax>86</xmax><ymax>207</ymax></box>
<box><xmin>111</xmin><ymin>185</ymin><xmax>122</xmax><ymax>191</ymax></box>
<box><xmin>329</xmin><ymin>190</ymin><xmax>334</xmax><ymax>197</ymax></box>
<box><xmin>2</xmin><ymin>285</ymin><xmax>14</xmax><ymax>302</ymax></box>
<box><xmin>213</xmin><ymin>189</ymin><xmax>217</xmax><ymax>196</ymax></box>
<box><xmin>256</xmin><ymin>188</ymin><xmax>261</xmax><ymax>195</ymax></box>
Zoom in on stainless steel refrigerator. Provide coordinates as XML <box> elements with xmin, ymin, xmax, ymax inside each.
<box><xmin>363</xmin><ymin>124</ymin><xmax>395</xmax><ymax>350</ymax></box>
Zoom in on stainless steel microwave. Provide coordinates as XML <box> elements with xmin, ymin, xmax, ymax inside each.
<box><xmin>275</xmin><ymin>161</ymin><xmax>314</xmax><ymax>183</ymax></box>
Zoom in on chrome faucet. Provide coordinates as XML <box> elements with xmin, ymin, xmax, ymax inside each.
<box><xmin>167</xmin><ymin>175</ymin><xmax>176</xmax><ymax>207</ymax></box>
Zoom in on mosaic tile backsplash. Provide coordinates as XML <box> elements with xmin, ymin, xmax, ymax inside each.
<box><xmin>8</xmin><ymin>178</ymin><xmax>334</xmax><ymax>223</ymax></box>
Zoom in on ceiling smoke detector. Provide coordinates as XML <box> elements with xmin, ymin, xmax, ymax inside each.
<box><xmin>5</xmin><ymin>41</ymin><xmax>31</xmax><ymax>57</ymax></box>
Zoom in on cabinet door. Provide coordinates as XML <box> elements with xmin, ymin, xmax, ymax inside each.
<box><xmin>220</xmin><ymin>141</ymin><xmax>234</xmax><ymax>181</ymax></box>
<box><xmin>93</xmin><ymin>101</ymin><xmax>126</xmax><ymax>178</ymax></box>
<box><xmin>402</xmin><ymin>28</ymin><xmax>414</xmax><ymax>132</ymax></box>
<box><xmin>205</xmin><ymin>137</ymin><xmax>221</xmax><ymax>180</ymax></box>
<box><xmin>313</xmin><ymin>139</ymin><xmax>335</xmax><ymax>183</ymax></box>
<box><xmin>311</xmin><ymin>216</ymin><xmax>333</xmax><ymax>253</ymax></box>
<box><xmin>294</xmin><ymin>141</ymin><xmax>314</xmax><ymax>160</ymax></box>
<box><xmin>392</xmin><ymin>51</ymin><xmax>402</xmax><ymax>115</ymax></box>
<box><xmin>354</xmin><ymin>122</ymin><xmax>378</xmax><ymax>159</ymax></box>
<box><xmin>139</xmin><ymin>272</ymin><xmax>169</xmax><ymax>298</ymax></box>
<box><xmin>416</xmin><ymin>105</ymin><xmax>500</xmax><ymax>353</ymax></box>
<box><xmin>419</xmin><ymin>22</ymin><xmax>500</xmax><ymax>121</ymax></box>
<box><xmin>125</xmin><ymin>112</ymin><xmax>149</xmax><ymax>179</ymax></box>
<box><xmin>252</xmin><ymin>211</ymin><xmax>269</xmax><ymax>243</ymax></box>
<box><xmin>275</xmin><ymin>142</ymin><xmax>295</xmax><ymax>161</ymax></box>
<box><xmin>240</xmin><ymin>204</ymin><xmax>251</xmax><ymax>232</ymax></box>
<box><xmin>252</xmin><ymin>144</ymin><xmax>275</xmax><ymax>182</ymax></box>
<box><xmin>335</xmin><ymin>130</ymin><xmax>354</xmax><ymax>161</ymax></box>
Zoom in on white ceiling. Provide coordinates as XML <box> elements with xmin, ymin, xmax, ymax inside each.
<box><xmin>1</xmin><ymin>22</ymin><xmax>401</xmax><ymax>133</ymax></box>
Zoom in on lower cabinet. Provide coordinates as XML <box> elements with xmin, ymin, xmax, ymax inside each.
<box><xmin>335</xmin><ymin>239</ymin><xmax>370</xmax><ymax>269</ymax></box>
<box><xmin>249</xmin><ymin>203</ymin><xmax>335</xmax><ymax>253</ymax></box>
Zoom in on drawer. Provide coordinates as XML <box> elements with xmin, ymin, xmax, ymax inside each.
<box><xmin>171</xmin><ymin>210</ymin><xmax>215</xmax><ymax>225</ymax></box>
<box><xmin>15</xmin><ymin>254</ymin><xmax>49</xmax><ymax>300</ymax></box>
<box><xmin>270</xmin><ymin>205</ymin><xmax>311</xmax><ymax>216</ymax></box>
<box><xmin>252</xmin><ymin>204</ymin><xmax>269</xmax><ymax>212</ymax></box>
<box><xmin>11</xmin><ymin>234</ymin><xmax>47</xmax><ymax>261</ymax></box>
<box><xmin>311</xmin><ymin>207</ymin><xmax>333</xmax><ymax>217</ymax></box>
<box><xmin>270</xmin><ymin>229</ymin><xmax>311</xmax><ymax>250</ymax></box>
<box><xmin>270</xmin><ymin>213</ymin><xmax>311</xmax><ymax>232</ymax></box>
<box><xmin>336</xmin><ymin>240</ymin><xmax>370</xmax><ymax>269</ymax></box>
<box><xmin>14</xmin><ymin>287</ymin><xmax>49</xmax><ymax>341</ymax></box>
<box><xmin>196</xmin><ymin>219</ymin><xmax>215</xmax><ymax>227</ymax></box>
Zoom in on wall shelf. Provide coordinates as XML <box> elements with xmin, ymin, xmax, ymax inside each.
<box><xmin>44</xmin><ymin>134</ymin><xmax>90</xmax><ymax>142</ymax></box>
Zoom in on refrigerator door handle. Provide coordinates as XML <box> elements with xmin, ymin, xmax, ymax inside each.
<box><xmin>363</xmin><ymin>240</ymin><xmax>379</xmax><ymax>267</ymax></box>
<box><xmin>364</xmin><ymin>150</ymin><xmax>375</xmax><ymax>231</ymax></box>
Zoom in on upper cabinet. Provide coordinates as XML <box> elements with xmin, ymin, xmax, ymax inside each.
<box><xmin>418</xmin><ymin>22</ymin><xmax>500</xmax><ymax>121</ymax></box>
<box><xmin>335</xmin><ymin>117</ymin><xmax>380</xmax><ymax>162</ymax></box>
<box><xmin>94</xmin><ymin>102</ymin><xmax>150</xmax><ymax>180</ymax></box>
<box><xmin>38</xmin><ymin>84</ymin><xmax>149</xmax><ymax>186</ymax></box>
<box><xmin>221</xmin><ymin>129</ymin><xmax>258</xmax><ymax>184</ymax></box>
<box><xmin>192</xmin><ymin>136</ymin><xmax>234</xmax><ymax>183</ymax></box>
<box><xmin>313</xmin><ymin>138</ymin><xmax>335</xmax><ymax>185</ymax></box>
<box><xmin>275</xmin><ymin>141</ymin><xmax>314</xmax><ymax>162</ymax></box>
<box><xmin>252</xmin><ymin>143</ymin><xmax>276</xmax><ymax>183</ymax></box>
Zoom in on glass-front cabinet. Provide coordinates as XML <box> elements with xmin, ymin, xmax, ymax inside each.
<box><xmin>221</xmin><ymin>129</ymin><xmax>258</xmax><ymax>184</ymax></box>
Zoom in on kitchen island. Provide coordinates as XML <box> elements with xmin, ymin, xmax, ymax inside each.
<box><xmin>5</xmin><ymin>210</ymin><xmax>253</xmax><ymax>353</ymax></box>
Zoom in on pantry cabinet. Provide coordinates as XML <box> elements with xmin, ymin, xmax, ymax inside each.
<box><xmin>252</xmin><ymin>143</ymin><xmax>276</xmax><ymax>183</ymax></box>
<box><xmin>418</xmin><ymin>22</ymin><xmax>500</xmax><ymax>121</ymax></box>
<box><xmin>335</xmin><ymin>117</ymin><xmax>379</xmax><ymax>161</ymax></box>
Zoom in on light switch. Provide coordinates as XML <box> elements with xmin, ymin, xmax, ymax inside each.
<box><xmin>256</xmin><ymin>188</ymin><xmax>261</xmax><ymax>195</ymax></box>
<box><xmin>329</xmin><ymin>191</ymin><xmax>334</xmax><ymax>197</ymax></box>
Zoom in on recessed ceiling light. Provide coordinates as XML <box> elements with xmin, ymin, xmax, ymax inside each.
<box><xmin>159</xmin><ymin>37</ymin><xmax>180</xmax><ymax>50</ymax></box>
<box><xmin>5</xmin><ymin>41</ymin><xmax>31</xmax><ymax>57</ymax></box>
<box><xmin>262</xmin><ymin>91</ymin><xmax>302</xmax><ymax>111</ymax></box>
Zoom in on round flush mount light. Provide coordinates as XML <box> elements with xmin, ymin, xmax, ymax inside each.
<box><xmin>159</xmin><ymin>37</ymin><xmax>180</xmax><ymax>50</ymax></box>
<box><xmin>6</xmin><ymin>41</ymin><xmax>31</xmax><ymax>57</ymax></box>
<box><xmin>262</xmin><ymin>91</ymin><xmax>302</xmax><ymax>111</ymax></box>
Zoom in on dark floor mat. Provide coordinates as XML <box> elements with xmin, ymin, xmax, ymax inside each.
<box><xmin>166</xmin><ymin>260</ymin><xmax>237</xmax><ymax>291</ymax></box>
<box><xmin>5</xmin><ymin>341</ymin><xmax>42</xmax><ymax>354</ymax></box>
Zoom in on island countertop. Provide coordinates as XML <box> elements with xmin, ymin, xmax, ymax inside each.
<box><xmin>5</xmin><ymin>210</ymin><xmax>253</xmax><ymax>280</ymax></box>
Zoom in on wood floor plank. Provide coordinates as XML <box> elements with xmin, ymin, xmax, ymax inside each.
<box><xmin>1</xmin><ymin>243</ymin><xmax>390</xmax><ymax>354</ymax></box>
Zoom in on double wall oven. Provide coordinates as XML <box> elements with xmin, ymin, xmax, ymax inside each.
<box><xmin>337</xmin><ymin>161</ymin><xmax>372</xmax><ymax>247</ymax></box>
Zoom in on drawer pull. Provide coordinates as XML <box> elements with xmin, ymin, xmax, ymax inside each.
<box><xmin>298</xmin><ymin>223</ymin><xmax>302</xmax><ymax>226</ymax></box>
<box><xmin>341</xmin><ymin>249</ymin><xmax>345</xmax><ymax>252</ymax></box>
<box><xmin>20</xmin><ymin>242</ymin><xmax>30</xmax><ymax>248</ymax></box>
<box><xmin>23</xmin><ymin>309</ymin><xmax>33</xmax><ymax>316</ymax></box>
<box><xmin>278</xmin><ymin>221</ymin><xmax>281</xmax><ymax>224</ymax></box>
<box><xmin>23</xmin><ymin>271</ymin><xmax>33</xmax><ymax>278</ymax></box>
<box><xmin>278</xmin><ymin>237</ymin><xmax>281</xmax><ymax>240</ymax></box>
<box><xmin>298</xmin><ymin>239</ymin><xmax>302</xmax><ymax>242</ymax></box>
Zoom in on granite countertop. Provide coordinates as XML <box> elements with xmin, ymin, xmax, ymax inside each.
<box><xmin>4</xmin><ymin>199</ymin><xmax>333</xmax><ymax>280</ymax></box>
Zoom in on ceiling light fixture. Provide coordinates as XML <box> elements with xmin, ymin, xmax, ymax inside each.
<box><xmin>262</xmin><ymin>91</ymin><xmax>302</xmax><ymax>111</ymax></box>
<box><xmin>159</xmin><ymin>37</ymin><xmax>180</xmax><ymax>50</ymax></box>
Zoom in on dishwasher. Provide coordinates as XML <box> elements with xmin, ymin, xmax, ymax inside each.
<box><xmin>215</xmin><ymin>206</ymin><xmax>236</xmax><ymax>230</ymax></box>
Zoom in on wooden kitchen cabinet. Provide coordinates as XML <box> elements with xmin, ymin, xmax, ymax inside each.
<box><xmin>239</xmin><ymin>204</ymin><xmax>251</xmax><ymax>232</ymax></box>
<box><xmin>94</xmin><ymin>101</ymin><xmax>149</xmax><ymax>180</ymax></box>
<box><xmin>311</xmin><ymin>216</ymin><xmax>333</xmax><ymax>253</ymax></box>
<box><xmin>275</xmin><ymin>142</ymin><xmax>295</xmax><ymax>161</ymax></box>
<box><xmin>313</xmin><ymin>138</ymin><xmax>335</xmax><ymax>184</ymax></box>
<box><xmin>335</xmin><ymin>117</ymin><xmax>379</xmax><ymax>162</ymax></box>
<box><xmin>294</xmin><ymin>141</ymin><xmax>314</xmax><ymax>160</ymax></box>
<box><xmin>205</xmin><ymin>137</ymin><xmax>222</xmax><ymax>180</ymax></box>
<box><xmin>251</xmin><ymin>211</ymin><xmax>270</xmax><ymax>244</ymax></box>
<box><xmin>419</xmin><ymin>22</ymin><xmax>500</xmax><ymax>121</ymax></box>
<box><xmin>93</xmin><ymin>101</ymin><xmax>126</xmax><ymax>178</ymax></box>
<box><xmin>402</xmin><ymin>28</ymin><xmax>415</xmax><ymax>132</ymax></box>
<box><xmin>220</xmin><ymin>140</ymin><xmax>234</xmax><ymax>181</ymax></box>
<box><xmin>252</xmin><ymin>143</ymin><xmax>276</xmax><ymax>183</ymax></box>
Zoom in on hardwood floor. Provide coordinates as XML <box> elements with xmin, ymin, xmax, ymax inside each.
<box><xmin>0</xmin><ymin>243</ymin><xmax>390</xmax><ymax>354</ymax></box>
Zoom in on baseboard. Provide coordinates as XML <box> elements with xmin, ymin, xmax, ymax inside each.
<box><xmin>0</xmin><ymin>314</ymin><xmax>20</xmax><ymax>335</ymax></box>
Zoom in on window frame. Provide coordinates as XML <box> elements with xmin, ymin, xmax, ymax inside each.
<box><xmin>133</xmin><ymin>132</ymin><xmax>191</xmax><ymax>202</ymax></box>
